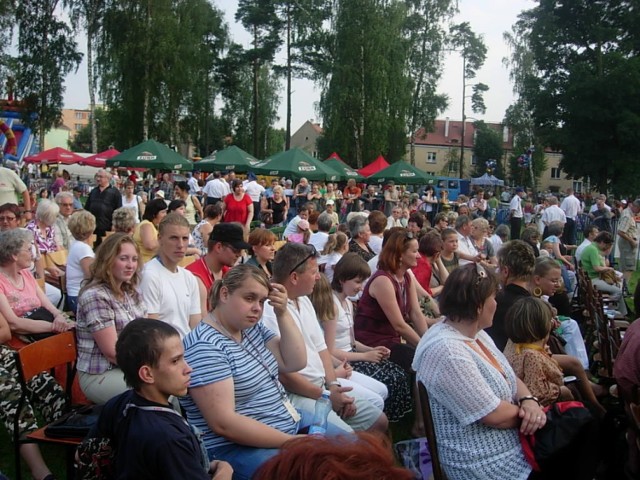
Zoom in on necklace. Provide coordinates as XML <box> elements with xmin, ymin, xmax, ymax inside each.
<box><xmin>207</xmin><ymin>313</ymin><xmax>242</xmax><ymax>342</ymax></box>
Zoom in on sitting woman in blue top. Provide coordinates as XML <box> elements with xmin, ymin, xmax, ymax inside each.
<box><xmin>181</xmin><ymin>264</ymin><xmax>348</xmax><ymax>480</ymax></box>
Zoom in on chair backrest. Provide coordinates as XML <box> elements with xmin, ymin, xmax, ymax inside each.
<box><xmin>417</xmin><ymin>380</ymin><xmax>447</xmax><ymax>480</ymax></box>
<box><xmin>44</xmin><ymin>249</ymin><xmax>68</xmax><ymax>269</ymax></box>
<box><xmin>14</xmin><ymin>331</ymin><xmax>77</xmax><ymax>384</ymax></box>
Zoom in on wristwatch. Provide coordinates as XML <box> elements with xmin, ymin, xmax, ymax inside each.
<box><xmin>325</xmin><ymin>380</ymin><xmax>342</xmax><ymax>389</ymax></box>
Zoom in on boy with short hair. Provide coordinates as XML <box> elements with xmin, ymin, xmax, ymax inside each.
<box><xmin>87</xmin><ymin>318</ymin><xmax>232</xmax><ymax>480</ymax></box>
<box><xmin>440</xmin><ymin>228</ymin><xmax>460</xmax><ymax>273</ymax></box>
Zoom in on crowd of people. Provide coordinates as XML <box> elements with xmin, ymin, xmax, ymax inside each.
<box><xmin>1</xmin><ymin>166</ymin><xmax>639</xmax><ymax>480</ymax></box>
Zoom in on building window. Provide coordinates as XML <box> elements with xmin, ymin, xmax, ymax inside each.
<box><xmin>471</xmin><ymin>155</ymin><xmax>477</xmax><ymax>166</ymax></box>
<box><xmin>312</xmin><ymin>150</ymin><xmax>317</xmax><ymax>158</ymax></box>
<box><xmin>74</xmin><ymin>124</ymin><xmax>83</xmax><ymax>131</ymax></box>
<box><xmin>550</xmin><ymin>167</ymin><xmax>561</xmax><ymax>179</ymax></box>
<box><xmin>573</xmin><ymin>181</ymin><xmax>583</xmax><ymax>193</ymax></box>
<box><xmin>426</xmin><ymin>152</ymin><xmax>436</xmax><ymax>164</ymax></box>
<box><xmin>75</xmin><ymin>111</ymin><xmax>84</xmax><ymax>119</ymax></box>
<box><xmin>448</xmin><ymin>162</ymin><xmax>458</xmax><ymax>174</ymax></box>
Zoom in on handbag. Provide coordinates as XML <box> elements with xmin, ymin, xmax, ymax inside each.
<box><xmin>519</xmin><ymin>401</ymin><xmax>593</xmax><ymax>472</ymax></box>
<box><xmin>599</xmin><ymin>269</ymin><xmax>618</xmax><ymax>286</ymax></box>
<box><xmin>22</xmin><ymin>306</ymin><xmax>56</xmax><ymax>342</ymax></box>
<box><xmin>260</xmin><ymin>199</ymin><xmax>274</xmax><ymax>226</ymax></box>
<box><xmin>45</xmin><ymin>404</ymin><xmax>103</xmax><ymax>439</ymax></box>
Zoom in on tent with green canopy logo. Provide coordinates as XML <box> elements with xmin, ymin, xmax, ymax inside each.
<box><xmin>365</xmin><ymin>160</ymin><xmax>436</xmax><ymax>185</ymax></box>
<box><xmin>252</xmin><ymin>148</ymin><xmax>340</xmax><ymax>181</ymax></box>
<box><xmin>107</xmin><ymin>139</ymin><xmax>193</xmax><ymax>171</ymax></box>
<box><xmin>196</xmin><ymin>145</ymin><xmax>260</xmax><ymax>173</ymax></box>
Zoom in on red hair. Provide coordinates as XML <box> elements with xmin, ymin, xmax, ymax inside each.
<box><xmin>253</xmin><ymin>433</ymin><xmax>413</xmax><ymax>480</ymax></box>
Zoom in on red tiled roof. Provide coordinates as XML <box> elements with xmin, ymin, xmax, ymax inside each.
<box><xmin>413</xmin><ymin>119</ymin><xmax>514</xmax><ymax>149</ymax></box>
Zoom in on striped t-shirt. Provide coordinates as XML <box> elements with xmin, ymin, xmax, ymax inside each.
<box><xmin>181</xmin><ymin>321</ymin><xmax>299</xmax><ymax>450</ymax></box>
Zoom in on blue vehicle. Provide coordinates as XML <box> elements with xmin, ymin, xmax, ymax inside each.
<box><xmin>424</xmin><ymin>176</ymin><xmax>470</xmax><ymax>202</ymax></box>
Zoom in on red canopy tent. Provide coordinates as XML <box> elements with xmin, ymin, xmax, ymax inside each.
<box><xmin>23</xmin><ymin>147</ymin><xmax>83</xmax><ymax>165</ymax></box>
<box><xmin>325</xmin><ymin>152</ymin><xmax>343</xmax><ymax>161</ymax></box>
<box><xmin>358</xmin><ymin>155</ymin><xmax>390</xmax><ymax>177</ymax></box>
<box><xmin>79</xmin><ymin>148</ymin><xmax>120</xmax><ymax>168</ymax></box>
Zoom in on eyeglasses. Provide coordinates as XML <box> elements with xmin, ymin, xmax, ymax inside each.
<box><xmin>289</xmin><ymin>244</ymin><xmax>318</xmax><ymax>275</ymax></box>
<box><xmin>0</xmin><ymin>216</ymin><xmax>17</xmax><ymax>221</ymax></box>
<box><xmin>223</xmin><ymin>244</ymin><xmax>243</xmax><ymax>255</ymax></box>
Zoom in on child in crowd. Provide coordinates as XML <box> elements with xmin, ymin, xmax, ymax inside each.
<box><xmin>503</xmin><ymin>297</ymin><xmax>573</xmax><ymax>407</ymax></box>
<box><xmin>439</xmin><ymin>228</ymin><xmax>460</xmax><ymax>274</ymax></box>
<box><xmin>320</xmin><ymin>232</ymin><xmax>349</xmax><ymax>282</ymax></box>
<box><xmin>287</xmin><ymin>219</ymin><xmax>310</xmax><ymax>244</ymax></box>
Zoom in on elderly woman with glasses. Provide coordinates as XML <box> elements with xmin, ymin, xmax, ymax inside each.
<box><xmin>354</xmin><ymin>230</ymin><xmax>428</xmax><ymax>373</ymax></box>
<box><xmin>412</xmin><ymin>263</ymin><xmax>547</xmax><ymax>480</ymax></box>
<box><xmin>348</xmin><ymin>215</ymin><xmax>375</xmax><ymax>262</ymax></box>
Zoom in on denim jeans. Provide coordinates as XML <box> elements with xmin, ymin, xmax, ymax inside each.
<box><xmin>207</xmin><ymin>408</ymin><xmax>351</xmax><ymax>480</ymax></box>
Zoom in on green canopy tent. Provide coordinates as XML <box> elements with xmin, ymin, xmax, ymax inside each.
<box><xmin>196</xmin><ymin>145</ymin><xmax>260</xmax><ymax>173</ymax></box>
<box><xmin>107</xmin><ymin>139</ymin><xmax>193</xmax><ymax>171</ymax></box>
<box><xmin>252</xmin><ymin>148</ymin><xmax>341</xmax><ymax>181</ymax></box>
<box><xmin>323</xmin><ymin>154</ymin><xmax>364</xmax><ymax>182</ymax></box>
<box><xmin>366</xmin><ymin>160</ymin><xmax>436</xmax><ymax>185</ymax></box>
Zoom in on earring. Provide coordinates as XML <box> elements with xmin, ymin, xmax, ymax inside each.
<box><xmin>533</xmin><ymin>287</ymin><xmax>542</xmax><ymax>297</ymax></box>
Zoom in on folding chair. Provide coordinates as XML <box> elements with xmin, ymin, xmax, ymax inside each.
<box><xmin>417</xmin><ymin>380</ymin><xmax>447</xmax><ymax>480</ymax></box>
<box><xmin>13</xmin><ymin>331</ymin><xmax>80</xmax><ymax>480</ymax></box>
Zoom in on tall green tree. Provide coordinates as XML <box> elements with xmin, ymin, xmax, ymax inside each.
<box><xmin>15</xmin><ymin>0</ymin><xmax>82</xmax><ymax>148</ymax></box>
<box><xmin>405</xmin><ymin>0</ymin><xmax>456</xmax><ymax>165</ymax></box>
<box><xmin>512</xmin><ymin>0</ymin><xmax>640</xmax><ymax>195</ymax></box>
<box><xmin>273</xmin><ymin>0</ymin><xmax>332</xmax><ymax>149</ymax></box>
<box><xmin>319</xmin><ymin>0</ymin><xmax>411</xmax><ymax>168</ymax></box>
<box><xmin>236</xmin><ymin>0</ymin><xmax>283</xmax><ymax>156</ymax></box>
<box><xmin>449</xmin><ymin>21</ymin><xmax>488</xmax><ymax>179</ymax></box>
<box><xmin>96</xmin><ymin>0</ymin><xmax>228</xmax><ymax>149</ymax></box>
<box><xmin>472</xmin><ymin>121</ymin><xmax>504</xmax><ymax>178</ymax></box>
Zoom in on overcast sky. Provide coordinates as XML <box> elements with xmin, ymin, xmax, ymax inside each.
<box><xmin>63</xmin><ymin>0</ymin><xmax>535</xmax><ymax>130</ymax></box>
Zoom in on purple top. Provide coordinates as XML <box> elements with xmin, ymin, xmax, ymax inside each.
<box><xmin>354</xmin><ymin>269</ymin><xmax>411</xmax><ymax>349</ymax></box>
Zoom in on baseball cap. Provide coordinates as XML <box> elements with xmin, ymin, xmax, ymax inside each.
<box><xmin>326</xmin><ymin>199</ymin><xmax>335</xmax><ymax>205</ymax></box>
<box><xmin>515</xmin><ymin>187</ymin><xmax>524</xmax><ymax>193</ymax></box>
<box><xmin>209</xmin><ymin>223</ymin><xmax>251</xmax><ymax>250</ymax></box>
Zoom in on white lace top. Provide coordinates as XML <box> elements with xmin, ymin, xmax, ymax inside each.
<box><xmin>412</xmin><ymin>322</ymin><xmax>531</xmax><ymax>480</ymax></box>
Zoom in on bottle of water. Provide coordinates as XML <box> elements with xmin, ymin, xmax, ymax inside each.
<box><xmin>308</xmin><ymin>390</ymin><xmax>332</xmax><ymax>435</ymax></box>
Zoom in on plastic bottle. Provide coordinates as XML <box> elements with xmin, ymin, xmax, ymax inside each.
<box><xmin>308</xmin><ymin>390</ymin><xmax>332</xmax><ymax>435</ymax></box>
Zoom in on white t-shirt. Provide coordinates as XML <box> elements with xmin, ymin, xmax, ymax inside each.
<box><xmin>575</xmin><ymin>239</ymin><xmax>592</xmax><ymax>262</ymax></box>
<box><xmin>456</xmin><ymin>232</ymin><xmax>478</xmax><ymax>266</ymax></box>
<box><xmin>368</xmin><ymin>235</ymin><xmax>383</xmax><ymax>255</ymax></box>
<box><xmin>332</xmin><ymin>292</ymin><xmax>354</xmax><ymax>352</ymax></box>
<box><xmin>244</xmin><ymin>180</ymin><xmax>265</xmax><ymax>203</ymax></box>
<box><xmin>0</xmin><ymin>167</ymin><xmax>27</xmax><ymax>205</ymax></box>
<box><xmin>322</xmin><ymin>252</ymin><xmax>343</xmax><ymax>282</ymax></box>
<box><xmin>509</xmin><ymin>194</ymin><xmax>523</xmax><ymax>218</ymax></box>
<box><xmin>560</xmin><ymin>194</ymin><xmax>581</xmax><ymax>219</ymax></box>
<box><xmin>262</xmin><ymin>296</ymin><xmax>327</xmax><ymax>385</ymax></box>
<box><xmin>309</xmin><ymin>231</ymin><xmax>329</xmax><ymax>253</ymax></box>
<box><xmin>140</xmin><ymin>258</ymin><xmax>201</xmax><ymax>338</ymax></box>
<box><xmin>121</xmin><ymin>195</ymin><xmax>140</xmax><ymax>223</ymax></box>
<box><xmin>66</xmin><ymin>240</ymin><xmax>95</xmax><ymax>296</ymax></box>
<box><xmin>541</xmin><ymin>205</ymin><xmax>566</xmax><ymax>225</ymax></box>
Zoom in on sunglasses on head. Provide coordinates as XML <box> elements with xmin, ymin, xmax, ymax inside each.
<box><xmin>289</xmin><ymin>244</ymin><xmax>318</xmax><ymax>275</ymax></box>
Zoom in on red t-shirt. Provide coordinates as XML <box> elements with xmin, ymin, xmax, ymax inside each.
<box><xmin>223</xmin><ymin>194</ymin><xmax>252</xmax><ymax>224</ymax></box>
<box><xmin>411</xmin><ymin>256</ymin><xmax>433</xmax><ymax>296</ymax></box>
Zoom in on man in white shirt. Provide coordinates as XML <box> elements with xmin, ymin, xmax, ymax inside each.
<box><xmin>140</xmin><ymin>213</ymin><xmax>201</xmax><ymax>338</ymax></box>
<box><xmin>262</xmin><ymin>243</ymin><xmax>387</xmax><ymax>434</ymax></box>
<box><xmin>202</xmin><ymin>171</ymin><xmax>230</xmax><ymax>206</ymax></box>
<box><xmin>541</xmin><ymin>196</ymin><xmax>566</xmax><ymax>239</ymax></box>
<box><xmin>468</xmin><ymin>189</ymin><xmax>487</xmax><ymax>218</ymax></box>
<box><xmin>243</xmin><ymin>174</ymin><xmax>265</xmax><ymax>210</ymax></box>
<box><xmin>186</xmin><ymin>172</ymin><xmax>201</xmax><ymax>196</ymax></box>
<box><xmin>323</xmin><ymin>200</ymin><xmax>340</xmax><ymax>226</ymax></box>
<box><xmin>560</xmin><ymin>187</ymin><xmax>581</xmax><ymax>245</ymax></box>
<box><xmin>455</xmin><ymin>215</ymin><xmax>479</xmax><ymax>265</ymax></box>
<box><xmin>509</xmin><ymin>187</ymin><xmax>525</xmax><ymax>239</ymax></box>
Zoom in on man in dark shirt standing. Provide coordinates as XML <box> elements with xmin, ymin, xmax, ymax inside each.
<box><xmin>84</xmin><ymin>169</ymin><xmax>122</xmax><ymax>246</ymax></box>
